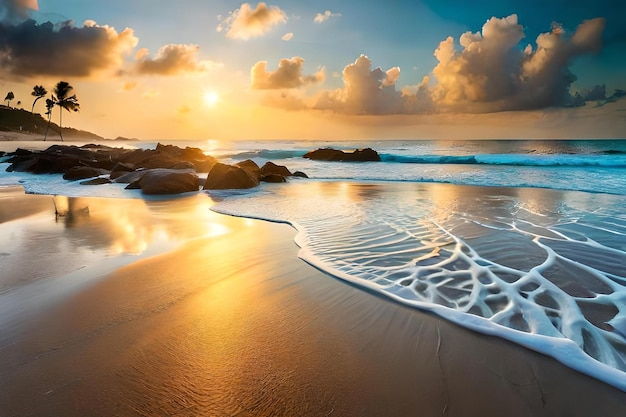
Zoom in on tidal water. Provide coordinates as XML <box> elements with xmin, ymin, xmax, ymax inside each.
<box><xmin>1</xmin><ymin>138</ymin><xmax>625</xmax><ymax>390</ymax></box>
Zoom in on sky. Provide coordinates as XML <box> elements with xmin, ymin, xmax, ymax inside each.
<box><xmin>0</xmin><ymin>0</ymin><xmax>625</xmax><ymax>140</ymax></box>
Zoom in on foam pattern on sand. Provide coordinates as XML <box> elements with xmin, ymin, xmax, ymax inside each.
<box><xmin>211</xmin><ymin>181</ymin><xmax>626</xmax><ymax>390</ymax></box>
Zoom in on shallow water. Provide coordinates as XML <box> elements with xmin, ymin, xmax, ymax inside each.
<box><xmin>1</xmin><ymin>138</ymin><xmax>626</xmax><ymax>391</ymax></box>
<box><xmin>212</xmin><ymin>181</ymin><xmax>626</xmax><ymax>390</ymax></box>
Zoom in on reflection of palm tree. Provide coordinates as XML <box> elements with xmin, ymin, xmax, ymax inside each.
<box><xmin>43</xmin><ymin>98</ymin><xmax>55</xmax><ymax>141</ymax></box>
<box><xmin>31</xmin><ymin>85</ymin><xmax>47</xmax><ymax>113</ymax></box>
<box><xmin>4</xmin><ymin>91</ymin><xmax>14</xmax><ymax>107</ymax></box>
<box><xmin>52</xmin><ymin>81</ymin><xmax>80</xmax><ymax>142</ymax></box>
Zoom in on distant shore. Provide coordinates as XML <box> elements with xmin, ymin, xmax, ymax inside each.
<box><xmin>0</xmin><ymin>130</ymin><xmax>42</xmax><ymax>141</ymax></box>
<box><xmin>0</xmin><ymin>130</ymin><xmax>134</xmax><ymax>143</ymax></box>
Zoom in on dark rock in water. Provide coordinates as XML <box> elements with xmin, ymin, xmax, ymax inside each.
<box><xmin>260</xmin><ymin>173</ymin><xmax>287</xmax><ymax>183</ymax></box>
<box><xmin>138</xmin><ymin>169</ymin><xmax>200</xmax><ymax>195</ymax></box>
<box><xmin>125</xmin><ymin>181</ymin><xmax>141</xmax><ymax>190</ymax></box>
<box><xmin>260</xmin><ymin>161</ymin><xmax>292</xmax><ymax>177</ymax></box>
<box><xmin>114</xmin><ymin>170</ymin><xmax>147</xmax><ymax>184</ymax></box>
<box><xmin>63</xmin><ymin>166</ymin><xmax>109</xmax><ymax>181</ymax></box>
<box><xmin>303</xmin><ymin>147</ymin><xmax>380</xmax><ymax>162</ymax></box>
<box><xmin>80</xmin><ymin>178</ymin><xmax>111</xmax><ymax>185</ymax></box>
<box><xmin>5</xmin><ymin>143</ymin><xmax>298</xmax><ymax>192</ymax></box>
<box><xmin>110</xmin><ymin>162</ymin><xmax>135</xmax><ymax>179</ymax></box>
<box><xmin>204</xmin><ymin>162</ymin><xmax>259</xmax><ymax>190</ymax></box>
<box><xmin>292</xmin><ymin>171</ymin><xmax>309</xmax><ymax>178</ymax></box>
<box><xmin>236</xmin><ymin>159</ymin><xmax>261</xmax><ymax>179</ymax></box>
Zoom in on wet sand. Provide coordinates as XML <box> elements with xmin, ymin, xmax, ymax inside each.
<box><xmin>0</xmin><ymin>188</ymin><xmax>624</xmax><ymax>416</ymax></box>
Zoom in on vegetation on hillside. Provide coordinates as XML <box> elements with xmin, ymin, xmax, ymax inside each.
<box><xmin>1</xmin><ymin>81</ymin><xmax>101</xmax><ymax>141</ymax></box>
<box><xmin>0</xmin><ymin>107</ymin><xmax>102</xmax><ymax>140</ymax></box>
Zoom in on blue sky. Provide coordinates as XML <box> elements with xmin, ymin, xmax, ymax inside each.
<box><xmin>1</xmin><ymin>0</ymin><xmax>624</xmax><ymax>139</ymax></box>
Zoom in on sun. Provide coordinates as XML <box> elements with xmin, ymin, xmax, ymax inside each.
<box><xmin>203</xmin><ymin>91</ymin><xmax>220</xmax><ymax>108</ymax></box>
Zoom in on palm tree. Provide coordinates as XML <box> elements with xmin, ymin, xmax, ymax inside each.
<box><xmin>52</xmin><ymin>81</ymin><xmax>80</xmax><ymax>142</ymax></box>
<box><xmin>4</xmin><ymin>91</ymin><xmax>14</xmax><ymax>107</ymax></box>
<box><xmin>31</xmin><ymin>85</ymin><xmax>48</xmax><ymax>113</ymax></box>
<box><xmin>43</xmin><ymin>98</ymin><xmax>56</xmax><ymax>141</ymax></box>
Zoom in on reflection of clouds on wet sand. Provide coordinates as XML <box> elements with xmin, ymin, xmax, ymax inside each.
<box><xmin>0</xmin><ymin>190</ymin><xmax>228</xmax><ymax>290</ymax></box>
<box><xmin>52</xmin><ymin>194</ymin><xmax>228</xmax><ymax>255</ymax></box>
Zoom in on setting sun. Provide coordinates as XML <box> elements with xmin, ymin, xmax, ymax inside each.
<box><xmin>203</xmin><ymin>91</ymin><xmax>220</xmax><ymax>108</ymax></box>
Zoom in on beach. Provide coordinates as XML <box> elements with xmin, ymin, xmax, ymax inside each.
<box><xmin>1</xmin><ymin>186</ymin><xmax>624</xmax><ymax>416</ymax></box>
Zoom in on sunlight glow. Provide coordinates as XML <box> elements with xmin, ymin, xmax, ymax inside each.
<box><xmin>203</xmin><ymin>91</ymin><xmax>220</xmax><ymax>108</ymax></box>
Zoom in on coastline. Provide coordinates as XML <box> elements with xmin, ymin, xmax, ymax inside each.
<box><xmin>0</xmin><ymin>188</ymin><xmax>624</xmax><ymax>416</ymax></box>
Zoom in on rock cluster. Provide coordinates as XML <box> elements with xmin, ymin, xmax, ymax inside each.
<box><xmin>5</xmin><ymin>143</ymin><xmax>303</xmax><ymax>195</ymax></box>
<box><xmin>303</xmin><ymin>147</ymin><xmax>380</xmax><ymax>162</ymax></box>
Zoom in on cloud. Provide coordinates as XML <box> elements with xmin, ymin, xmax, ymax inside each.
<box><xmin>217</xmin><ymin>2</ymin><xmax>287</xmax><ymax>40</ymax></box>
<box><xmin>121</xmin><ymin>81</ymin><xmax>138</xmax><ymax>91</ymax></box>
<box><xmin>314</xmin><ymin>10</ymin><xmax>341</xmax><ymax>24</ymax></box>
<box><xmin>281</xmin><ymin>32</ymin><xmax>293</xmax><ymax>41</ymax></box>
<box><xmin>259</xmin><ymin>91</ymin><xmax>308</xmax><ymax>110</ymax></box>
<box><xmin>0</xmin><ymin>19</ymin><xmax>137</xmax><ymax>79</ymax></box>
<box><xmin>133</xmin><ymin>44</ymin><xmax>220</xmax><ymax>76</ymax></box>
<box><xmin>304</xmin><ymin>15</ymin><xmax>610</xmax><ymax>116</ymax></box>
<box><xmin>142</xmin><ymin>89</ymin><xmax>160</xmax><ymax>99</ymax></box>
<box><xmin>178</xmin><ymin>104</ymin><xmax>192</xmax><ymax>115</ymax></box>
<box><xmin>314</xmin><ymin>55</ymin><xmax>432</xmax><ymax>114</ymax></box>
<box><xmin>251</xmin><ymin>57</ymin><xmax>324</xmax><ymax>89</ymax></box>
<box><xmin>432</xmin><ymin>15</ymin><xmax>607</xmax><ymax>111</ymax></box>
<box><xmin>0</xmin><ymin>0</ymin><xmax>38</xmax><ymax>22</ymax></box>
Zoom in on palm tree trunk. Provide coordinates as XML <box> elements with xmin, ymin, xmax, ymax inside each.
<box><xmin>59</xmin><ymin>109</ymin><xmax>64</xmax><ymax>142</ymax></box>
<box><xmin>44</xmin><ymin>111</ymin><xmax>52</xmax><ymax>141</ymax></box>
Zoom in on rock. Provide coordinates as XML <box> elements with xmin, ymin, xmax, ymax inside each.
<box><xmin>292</xmin><ymin>171</ymin><xmax>309</xmax><ymax>178</ymax></box>
<box><xmin>260</xmin><ymin>161</ymin><xmax>292</xmax><ymax>177</ymax></box>
<box><xmin>63</xmin><ymin>166</ymin><xmax>109</xmax><ymax>180</ymax></box>
<box><xmin>134</xmin><ymin>153</ymin><xmax>188</xmax><ymax>170</ymax></box>
<box><xmin>236</xmin><ymin>159</ymin><xmax>261</xmax><ymax>180</ymax></box>
<box><xmin>80</xmin><ymin>178</ymin><xmax>111</xmax><ymax>185</ymax></box>
<box><xmin>303</xmin><ymin>147</ymin><xmax>380</xmax><ymax>162</ymax></box>
<box><xmin>137</xmin><ymin>169</ymin><xmax>200</xmax><ymax>195</ymax></box>
<box><xmin>204</xmin><ymin>162</ymin><xmax>259</xmax><ymax>190</ymax></box>
<box><xmin>113</xmin><ymin>170</ymin><xmax>147</xmax><ymax>184</ymax></box>
<box><xmin>260</xmin><ymin>173</ymin><xmax>287</xmax><ymax>183</ymax></box>
<box><xmin>110</xmin><ymin>162</ymin><xmax>135</xmax><ymax>179</ymax></box>
<box><xmin>125</xmin><ymin>181</ymin><xmax>141</xmax><ymax>190</ymax></box>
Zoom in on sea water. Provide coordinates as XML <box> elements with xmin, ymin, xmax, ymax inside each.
<box><xmin>1</xmin><ymin>138</ymin><xmax>626</xmax><ymax>390</ymax></box>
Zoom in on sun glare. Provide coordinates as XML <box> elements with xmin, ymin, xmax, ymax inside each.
<box><xmin>203</xmin><ymin>91</ymin><xmax>220</xmax><ymax>108</ymax></box>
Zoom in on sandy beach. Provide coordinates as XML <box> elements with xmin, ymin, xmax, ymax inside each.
<box><xmin>0</xmin><ymin>186</ymin><xmax>624</xmax><ymax>416</ymax></box>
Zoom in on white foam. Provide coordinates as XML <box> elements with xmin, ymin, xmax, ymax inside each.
<box><xmin>212</xmin><ymin>180</ymin><xmax>626</xmax><ymax>391</ymax></box>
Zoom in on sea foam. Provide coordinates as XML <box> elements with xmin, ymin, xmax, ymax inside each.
<box><xmin>211</xmin><ymin>180</ymin><xmax>626</xmax><ymax>391</ymax></box>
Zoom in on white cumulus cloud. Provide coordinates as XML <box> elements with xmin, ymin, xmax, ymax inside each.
<box><xmin>217</xmin><ymin>2</ymin><xmax>287</xmax><ymax>40</ymax></box>
<box><xmin>314</xmin><ymin>10</ymin><xmax>341</xmax><ymax>24</ymax></box>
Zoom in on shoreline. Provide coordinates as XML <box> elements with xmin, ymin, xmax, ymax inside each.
<box><xmin>0</xmin><ymin>188</ymin><xmax>624</xmax><ymax>416</ymax></box>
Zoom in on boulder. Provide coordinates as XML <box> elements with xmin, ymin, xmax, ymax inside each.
<box><xmin>63</xmin><ymin>166</ymin><xmax>109</xmax><ymax>180</ymax></box>
<box><xmin>303</xmin><ymin>147</ymin><xmax>380</xmax><ymax>162</ymax></box>
<box><xmin>260</xmin><ymin>173</ymin><xmax>287</xmax><ymax>183</ymax></box>
<box><xmin>110</xmin><ymin>163</ymin><xmax>135</xmax><ymax>180</ymax></box>
<box><xmin>114</xmin><ymin>170</ymin><xmax>148</xmax><ymax>184</ymax></box>
<box><xmin>236</xmin><ymin>159</ymin><xmax>261</xmax><ymax>179</ymax></box>
<box><xmin>292</xmin><ymin>171</ymin><xmax>309</xmax><ymax>178</ymax></box>
<box><xmin>204</xmin><ymin>162</ymin><xmax>259</xmax><ymax>190</ymax></box>
<box><xmin>260</xmin><ymin>161</ymin><xmax>292</xmax><ymax>177</ymax></box>
<box><xmin>137</xmin><ymin>169</ymin><xmax>200</xmax><ymax>195</ymax></box>
<box><xmin>80</xmin><ymin>178</ymin><xmax>112</xmax><ymax>185</ymax></box>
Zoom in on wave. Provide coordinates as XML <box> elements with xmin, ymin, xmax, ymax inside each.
<box><xmin>381</xmin><ymin>153</ymin><xmax>626</xmax><ymax>167</ymax></box>
<box><xmin>225</xmin><ymin>148</ymin><xmax>626</xmax><ymax>168</ymax></box>
<box><xmin>211</xmin><ymin>181</ymin><xmax>626</xmax><ymax>392</ymax></box>
<box><xmin>223</xmin><ymin>149</ymin><xmax>306</xmax><ymax>160</ymax></box>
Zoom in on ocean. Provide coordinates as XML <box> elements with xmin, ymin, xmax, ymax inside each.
<box><xmin>1</xmin><ymin>138</ymin><xmax>626</xmax><ymax>391</ymax></box>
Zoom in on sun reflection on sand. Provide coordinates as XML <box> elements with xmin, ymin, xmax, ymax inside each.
<box><xmin>0</xmin><ymin>190</ymin><xmax>232</xmax><ymax>288</ymax></box>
